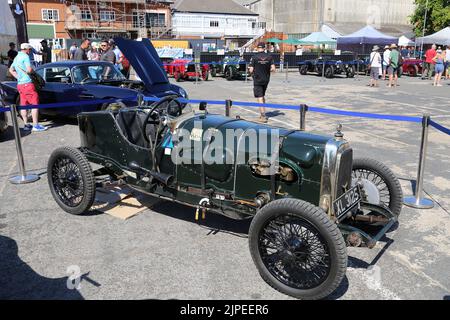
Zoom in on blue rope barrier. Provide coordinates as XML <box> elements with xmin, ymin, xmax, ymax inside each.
<box><xmin>430</xmin><ymin>120</ymin><xmax>450</xmax><ymax>136</ymax></box>
<box><xmin>0</xmin><ymin>107</ymin><xmax>9</xmax><ymax>113</ymax></box>
<box><xmin>15</xmin><ymin>97</ymin><xmax>137</xmax><ymax>111</ymax></box>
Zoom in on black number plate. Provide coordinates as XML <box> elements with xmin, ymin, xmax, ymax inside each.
<box><xmin>333</xmin><ymin>185</ymin><xmax>361</xmax><ymax>221</ymax></box>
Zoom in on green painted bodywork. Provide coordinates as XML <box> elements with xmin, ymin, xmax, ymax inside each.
<box><xmin>78</xmin><ymin>110</ymin><xmax>331</xmax><ymax>219</ymax></box>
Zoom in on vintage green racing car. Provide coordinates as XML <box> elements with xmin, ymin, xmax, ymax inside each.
<box><xmin>47</xmin><ymin>95</ymin><xmax>402</xmax><ymax>300</ymax></box>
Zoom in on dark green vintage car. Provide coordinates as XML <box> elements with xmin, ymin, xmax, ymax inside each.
<box><xmin>47</xmin><ymin>96</ymin><xmax>402</xmax><ymax>300</ymax></box>
<box><xmin>210</xmin><ymin>56</ymin><xmax>249</xmax><ymax>80</ymax></box>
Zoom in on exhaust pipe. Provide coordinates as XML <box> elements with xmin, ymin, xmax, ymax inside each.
<box><xmin>129</xmin><ymin>162</ymin><xmax>173</xmax><ymax>186</ymax></box>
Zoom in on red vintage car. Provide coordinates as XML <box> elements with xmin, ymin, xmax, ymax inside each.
<box><xmin>401</xmin><ymin>58</ymin><xmax>423</xmax><ymax>77</ymax></box>
<box><xmin>167</xmin><ymin>59</ymin><xmax>209</xmax><ymax>82</ymax></box>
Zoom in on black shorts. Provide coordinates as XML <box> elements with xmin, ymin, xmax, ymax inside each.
<box><xmin>253</xmin><ymin>84</ymin><xmax>268</xmax><ymax>98</ymax></box>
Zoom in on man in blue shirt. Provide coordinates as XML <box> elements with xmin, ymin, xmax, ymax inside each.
<box><xmin>9</xmin><ymin>43</ymin><xmax>47</xmax><ymax>132</ymax></box>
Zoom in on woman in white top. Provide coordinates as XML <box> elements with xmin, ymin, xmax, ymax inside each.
<box><xmin>369</xmin><ymin>45</ymin><xmax>382</xmax><ymax>87</ymax></box>
<box><xmin>382</xmin><ymin>45</ymin><xmax>391</xmax><ymax>80</ymax></box>
<box><xmin>445</xmin><ymin>45</ymin><xmax>450</xmax><ymax>80</ymax></box>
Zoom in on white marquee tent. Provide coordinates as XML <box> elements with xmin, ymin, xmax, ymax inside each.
<box><xmin>416</xmin><ymin>27</ymin><xmax>450</xmax><ymax>45</ymax></box>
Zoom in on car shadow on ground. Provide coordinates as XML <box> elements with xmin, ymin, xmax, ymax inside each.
<box><xmin>147</xmin><ymin>199</ymin><xmax>251</xmax><ymax>237</ymax></box>
<box><xmin>0</xmin><ymin>234</ymin><xmax>85</xmax><ymax>299</ymax></box>
<box><xmin>0</xmin><ymin>125</ymin><xmax>31</xmax><ymax>143</ymax></box>
<box><xmin>41</xmin><ymin>116</ymin><xmax>78</xmax><ymax>130</ymax></box>
<box><xmin>265</xmin><ymin>110</ymin><xmax>285</xmax><ymax>119</ymax></box>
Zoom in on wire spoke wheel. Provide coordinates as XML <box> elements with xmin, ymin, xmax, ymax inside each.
<box><xmin>47</xmin><ymin>147</ymin><xmax>96</xmax><ymax>215</ymax></box>
<box><xmin>249</xmin><ymin>199</ymin><xmax>347</xmax><ymax>300</ymax></box>
<box><xmin>51</xmin><ymin>157</ymin><xmax>85</xmax><ymax>207</ymax></box>
<box><xmin>259</xmin><ymin>214</ymin><xmax>331</xmax><ymax>290</ymax></box>
<box><xmin>352</xmin><ymin>158</ymin><xmax>403</xmax><ymax>219</ymax></box>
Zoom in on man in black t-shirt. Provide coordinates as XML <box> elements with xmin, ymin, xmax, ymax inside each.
<box><xmin>40</xmin><ymin>40</ymin><xmax>52</xmax><ymax>64</ymax></box>
<box><xmin>7</xmin><ymin>42</ymin><xmax>18</xmax><ymax>67</ymax></box>
<box><xmin>249</xmin><ymin>42</ymin><xmax>275</xmax><ymax>123</ymax></box>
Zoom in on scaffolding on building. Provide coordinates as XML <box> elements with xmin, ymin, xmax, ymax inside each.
<box><xmin>64</xmin><ymin>0</ymin><xmax>173</xmax><ymax>39</ymax></box>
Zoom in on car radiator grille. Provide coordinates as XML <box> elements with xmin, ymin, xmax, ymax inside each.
<box><xmin>336</xmin><ymin>148</ymin><xmax>353</xmax><ymax>199</ymax></box>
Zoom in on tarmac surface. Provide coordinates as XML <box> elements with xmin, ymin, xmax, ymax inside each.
<box><xmin>0</xmin><ymin>71</ymin><xmax>449</xmax><ymax>300</ymax></box>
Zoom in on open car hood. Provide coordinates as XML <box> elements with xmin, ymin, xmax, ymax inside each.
<box><xmin>114</xmin><ymin>38</ymin><xmax>171</xmax><ymax>94</ymax></box>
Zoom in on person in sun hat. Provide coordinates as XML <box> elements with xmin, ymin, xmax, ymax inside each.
<box><xmin>9</xmin><ymin>43</ymin><xmax>47</xmax><ymax>132</ymax></box>
<box><xmin>387</xmin><ymin>43</ymin><xmax>400</xmax><ymax>88</ymax></box>
<box><xmin>368</xmin><ymin>45</ymin><xmax>382</xmax><ymax>87</ymax></box>
<box><xmin>382</xmin><ymin>45</ymin><xmax>391</xmax><ymax>80</ymax></box>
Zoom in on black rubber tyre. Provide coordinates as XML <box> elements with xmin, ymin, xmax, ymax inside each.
<box><xmin>299</xmin><ymin>65</ymin><xmax>308</xmax><ymax>75</ymax></box>
<box><xmin>352</xmin><ymin>157</ymin><xmax>403</xmax><ymax>217</ymax></box>
<box><xmin>225</xmin><ymin>68</ymin><xmax>233</xmax><ymax>81</ymax></box>
<box><xmin>325</xmin><ymin>66</ymin><xmax>335</xmax><ymax>78</ymax></box>
<box><xmin>47</xmin><ymin>147</ymin><xmax>96</xmax><ymax>215</ymax></box>
<box><xmin>408</xmin><ymin>65</ymin><xmax>418</xmax><ymax>77</ymax></box>
<box><xmin>211</xmin><ymin>68</ymin><xmax>217</xmax><ymax>77</ymax></box>
<box><xmin>174</xmin><ymin>71</ymin><xmax>182</xmax><ymax>82</ymax></box>
<box><xmin>346</xmin><ymin>66</ymin><xmax>355</xmax><ymax>78</ymax></box>
<box><xmin>249</xmin><ymin>198</ymin><xmax>347</xmax><ymax>300</ymax></box>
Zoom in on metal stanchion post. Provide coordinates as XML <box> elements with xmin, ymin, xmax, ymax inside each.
<box><xmin>404</xmin><ymin>114</ymin><xmax>434</xmax><ymax>209</ymax></box>
<box><xmin>299</xmin><ymin>104</ymin><xmax>308</xmax><ymax>131</ymax></box>
<box><xmin>321</xmin><ymin>61</ymin><xmax>325</xmax><ymax>82</ymax></box>
<box><xmin>225</xmin><ymin>99</ymin><xmax>232</xmax><ymax>117</ymax></box>
<box><xmin>245</xmin><ymin>62</ymin><xmax>248</xmax><ymax>83</ymax></box>
<box><xmin>285</xmin><ymin>62</ymin><xmax>289</xmax><ymax>83</ymax></box>
<box><xmin>194</xmin><ymin>63</ymin><xmax>200</xmax><ymax>85</ymax></box>
<box><xmin>8</xmin><ymin>105</ymin><xmax>40</xmax><ymax>185</ymax></box>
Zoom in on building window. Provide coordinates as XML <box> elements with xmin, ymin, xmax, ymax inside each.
<box><xmin>82</xmin><ymin>32</ymin><xmax>98</xmax><ymax>39</ymax></box>
<box><xmin>81</xmin><ymin>10</ymin><xmax>92</xmax><ymax>21</ymax></box>
<box><xmin>99</xmin><ymin>11</ymin><xmax>115</xmax><ymax>21</ymax></box>
<box><xmin>42</xmin><ymin>9</ymin><xmax>59</xmax><ymax>21</ymax></box>
<box><xmin>210</xmin><ymin>20</ymin><xmax>219</xmax><ymax>27</ymax></box>
<box><xmin>252</xmin><ymin>21</ymin><xmax>266</xmax><ymax>29</ymax></box>
<box><xmin>146</xmin><ymin>12</ymin><xmax>166</xmax><ymax>27</ymax></box>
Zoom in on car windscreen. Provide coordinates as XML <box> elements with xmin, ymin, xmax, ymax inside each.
<box><xmin>72</xmin><ymin>64</ymin><xmax>126</xmax><ymax>84</ymax></box>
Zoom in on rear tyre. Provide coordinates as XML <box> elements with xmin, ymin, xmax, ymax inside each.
<box><xmin>225</xmin><ymin>68</ymin><xmax>233</xmax><ymax>81</ymax></box>
<box><xmin>211</xmin><ymin>68</ymin><xmax>217</xmax><ymax>77</ymax></box>
<box><xmin>408</xmin><ymin>65</ymin><xmax>418</xmax><ymax>77</ymax></box>
<box><xmin>47</xmin><ymin>147</ymin><xmax>96</xmax><ymax>215</ymax></box>
<box><xmin>325</xmin><ymin>66</ymin><xmax>335</xmax><ymax>78</ymax></box>
<box><xmin>352</xmin><ymin>157</ymin><xmax>403</xmax><ymax>218</ymax></box>
<box><xmin>249</xmin><ymin>198</ymin><xmax>347</xmax><ymax>300</ymax></box>
<box><xmin>346</xmin><ymin>66</ymin><xmax>355</xmax><ymax>78</ymax></box>
<box><xmin>174</xmin><ymin>71</ymin><xmax>182</xmax><ymax>82</ymax></box>
<box><xmin>299</xmin><ymin>65</ymin><xmax>308</xmax><ymax>75</ymax></box>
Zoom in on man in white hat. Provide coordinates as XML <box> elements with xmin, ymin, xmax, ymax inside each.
<box><xmin>368</xmin><ymin>45</ymin><xmax>382</xmax><ymax>87</ymax></box>
<box><xmin>382</xmin><ymin>45</ymin><xmax>391</xmax><ymax>80</ymax></box>
<box><xmin>9</xmin><ymin>43</ymin><xmax>47</xmax><ymax>132</ymax></box>
<box><xmin>388</xmin><ymin>43</ymin><xmax>400</xmax><ymax>88</ymax></box>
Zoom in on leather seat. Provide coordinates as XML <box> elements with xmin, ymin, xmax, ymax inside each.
<box><xmin>116</xmin><ymin>109</ymin><xmax>155</xmax><ymax>149</ymax></box>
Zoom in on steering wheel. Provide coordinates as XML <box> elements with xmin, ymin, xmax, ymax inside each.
<box><xmin>142</xmin><ymin>96</ymin><xmax>183</xmax><ymax>144</ymax></box>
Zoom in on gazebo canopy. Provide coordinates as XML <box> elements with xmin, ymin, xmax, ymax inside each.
<box><xmin>337</xmin><ymin>25</ymin><xmax>397</xmax><ymax>45</ymax></box>
<box><xmin>266</xmin><ymin>38</ymin><xmax>282</xmax><ymax>43</ymax></box>
<box><xmin>281</xmin><ymin>38</ymin><xmax>302</xmax><ymax>45</ymax></box>
<box><xmin>416</xmin><ymin>27</ymin><xmax>450</xmax><ymax>45</ymax></box>
<box><xmin>298</xmin><ymin>32</ymin><xmax>337</xmax><ymax>45</ymax></box>
<box><xmin>398</xmin><ymin>35</ymin><xmax>414</xmax><ymax>46</ymax></box>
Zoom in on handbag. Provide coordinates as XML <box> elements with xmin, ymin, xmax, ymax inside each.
<box><xmin>16</xmin><ymin>65</ymin><xmax>45</xmax><ymax>92</ymax></box>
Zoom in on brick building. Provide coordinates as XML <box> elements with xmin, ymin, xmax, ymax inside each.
<box><xmin>24</xmin><ymin>0</ymin><xmax>173</xmax><ymax>40</ymax></box>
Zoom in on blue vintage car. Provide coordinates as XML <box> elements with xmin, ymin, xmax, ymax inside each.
<box><xmin>0</xmin><ymin>38</ymin><xmax>188</xmax><ymax>117</ymax></box>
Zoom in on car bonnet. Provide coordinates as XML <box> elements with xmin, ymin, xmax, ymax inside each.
<box><xmin>114</xmin><ymin>37</ymin><xmax>171</xmax><ymax>94</ymax></box>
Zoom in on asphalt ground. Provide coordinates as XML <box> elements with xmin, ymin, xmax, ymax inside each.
<box><xmin>0</xmin><ymin>70</ymin><xmax>449</xmax><ymax>300</ymax></box>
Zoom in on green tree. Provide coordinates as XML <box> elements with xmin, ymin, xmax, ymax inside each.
<box><xmin>410</xmin><ymin>0</ymin><xmax>450</xmax><ymax>36</ymax></box>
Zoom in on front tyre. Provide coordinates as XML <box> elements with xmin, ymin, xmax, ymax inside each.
<box><xmin>47</xmin><ymin>147</ymin><xmax>96</xmax><ymax>215</ymax></box>
<box><xmin>352</xmin><ymin>157</ymin><xmax>403</xmax><ymax>218</ymax></box>
<box><xmin>249</xmin><ymin>199</ymin><xmax>347</xmax><ymax>300</ymax></box>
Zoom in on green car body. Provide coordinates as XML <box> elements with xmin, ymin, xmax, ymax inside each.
<box><xmin>211</xmin><ymin>56</ymin><xmax>249</xmax><ymax>80</ymax></box>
